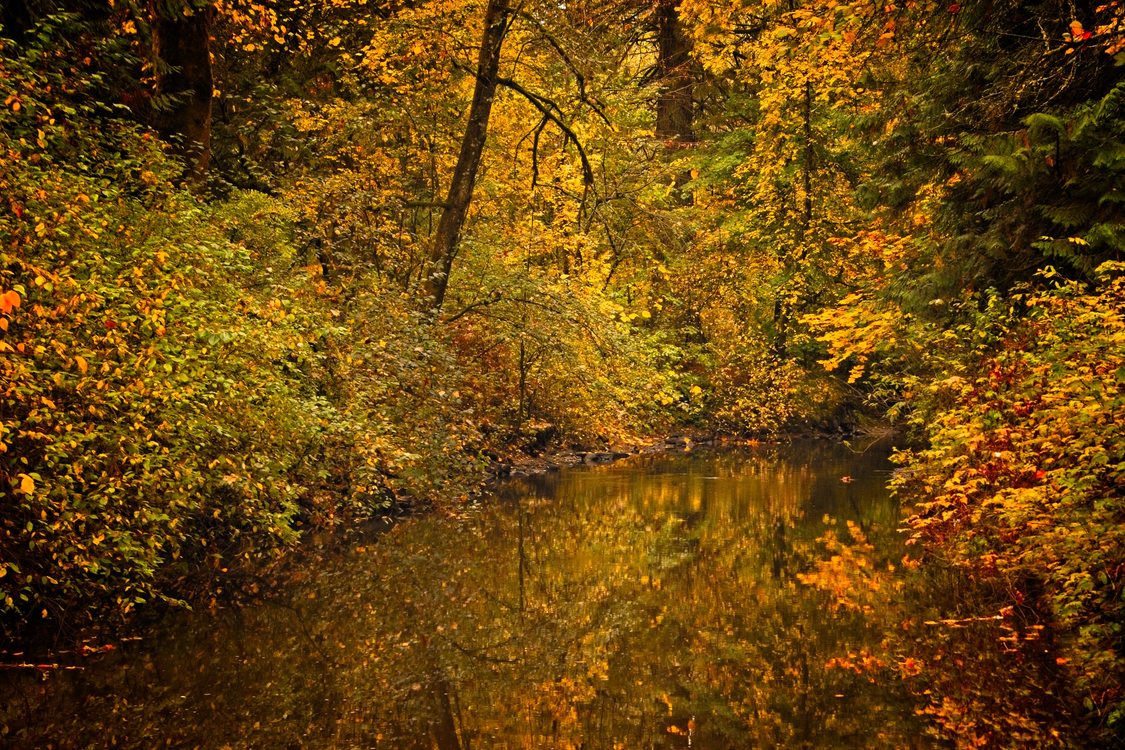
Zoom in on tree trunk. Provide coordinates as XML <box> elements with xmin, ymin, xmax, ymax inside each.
<box><xmin>151</xmin><ymin>0</ymin><xmax>214</xmax><ymax>185</ymax></box>
<box><xmin>802</xmin><ymin>78</ymin><xmax>813</xmax><ymax>232</ymax></box>
<box><xmin>423</xmin><ymin>0</ymin><xmax>511</xmax><ymax>311</ymax></box>
<box><xmin>654</xmin><ymin>0</ymin><xmax>694</xmax><ymax>144</ymax></box>
<box><xmin>428</xmin><ymin>672</ymin><xmax>463</xmax><ymax>750</ymax></box>
<box><xmin>0</xmin><ymin>1</ymin><xmax>35</xmax><ymax>40</ymax></box>
<box><xmin>654</xmin><ymin>0</ymin><xmax>695</xmax><ymax>206</ymax></box>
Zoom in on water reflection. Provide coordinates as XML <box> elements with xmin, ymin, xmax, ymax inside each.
<box><xmin>1</xmin><ymin>442</ymin><xmax>923</xmax><ymax>748</ymax></box>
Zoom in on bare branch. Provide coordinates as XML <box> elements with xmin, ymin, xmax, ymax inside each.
<box><xmin>514</xmin><ymin>115</ymin><xmax>550</xmax><ymax>186</ymax></box>
<box><xmin>442</xmin><ymin>293</ymin><xmax>566</xmax><ymax>325</ymax></box>
<box><xmin>494</xmin><ymin>74</ymin><xmax>596</xmax><ymax>186</ymax></box>
<box><xmin>513</xmin><ymin>9</ymin><xmax>614</xmax><ymax>127</ymax></box>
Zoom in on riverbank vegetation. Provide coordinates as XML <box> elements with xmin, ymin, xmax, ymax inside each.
<box><xmin>1</xmin><ymin>0</ymin><xmax>1122</xmax><ymax>745</ymax></box>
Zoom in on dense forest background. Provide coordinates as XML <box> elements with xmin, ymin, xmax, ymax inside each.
<box><xmin>1</xmin><ymin>0</ymin><xmax>1123</xmax><ymax>744</ymax></box>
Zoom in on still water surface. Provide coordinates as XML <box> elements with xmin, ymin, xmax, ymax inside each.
<box><xmin>2</xmin><ymin>442</ymin><xmax>924</xmax><ymax>748</ymax></box>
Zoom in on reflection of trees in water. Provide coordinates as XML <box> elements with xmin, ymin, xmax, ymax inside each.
<box><xmin>8</xmin><ymin>446</ymin><xmax>1084</xmax><ymax>747</ymax></box>
<box><xmin>321</xmin><ymin>446</ymin><xmax>916</xmax><ymax>749</ymax></box>
<box><xmin>2</xmin><ymin>445</ymin><xmax>919</xmax><ymax>748</ymax></box>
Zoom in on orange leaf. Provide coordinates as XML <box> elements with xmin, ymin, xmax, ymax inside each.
<box><xmin>0</xmin><ymin>290</ymin><xmax>20</xmax><ymax>314</ymax></box>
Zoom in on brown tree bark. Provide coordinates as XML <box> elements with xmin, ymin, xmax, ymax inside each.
<box><xmin>654</xmin><ymin>0</ymin><xmax>695</xmax><ymax>144</ymax></box>
<box><xmin>427</xmin><ymin>673</ymin><xmax>463</xmax><ymax>750</ymax></box>
<box><xmin>653</xmin><ymin>0</ymin><xmax>695</xmax><ymax>207</ymax></box>
<box><xmin>423</xmin><ymin>0</ymin><xmax>512</xmax><ymax>311</ymax></box>
<box><xmin>151</xmin><ymin>0</ymin><xmax>214</xmax><ymax>185</ymax></box>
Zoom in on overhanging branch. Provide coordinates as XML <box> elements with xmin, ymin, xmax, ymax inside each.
<box><xmin>494</xmin><ymin>74</ymin><xmax>596</xmax><ymax>186</ymax></box>
<box><xmin>513</xmin><ymin>9</ymin><xmax>613</xmax><ymax>128</ymax></box>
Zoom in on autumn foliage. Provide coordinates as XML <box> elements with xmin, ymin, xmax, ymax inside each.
<box><xmin>2</xmin><ymin>0</ymin><xmax>1124</xmax><ymax>744</ymax></box>
<box><xmin>890</xmin><ymin>270</ymin><xmax>1125</xmax><ymax>742</ymax></box>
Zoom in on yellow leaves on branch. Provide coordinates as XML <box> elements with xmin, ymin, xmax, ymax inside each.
<box><xmin>1093</xmin><ymin>2</ymin><xmax>1125</xmax><ymax>55</ymax></box>
<box><xmin>1061</xmin><ymin>3</ymin><xmax>1125</xmax><ymax>55</ymax></box>
<box><xmin>804</xmin><ymin>290</ymin><xmax>905</xmax><ymax>382</ymax></box>
<box><xmin>15</xmin><ymin>474</ymin><xmax>35</xmax><ymax>495</ymax></box>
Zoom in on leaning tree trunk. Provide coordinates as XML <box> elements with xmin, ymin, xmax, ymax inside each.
<box><xmin>423</xmin><ymin>0</ymin><xmax>512</xmax><ymax>312</ymax></box>
<box><xmin>151</xmin><ymin>0</ymin><xmax>214</xmax><ymax>185</ymax></box>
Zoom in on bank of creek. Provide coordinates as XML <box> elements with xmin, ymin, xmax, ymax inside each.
<box><xmin>2</xmin><ymin>441</ymin><xmax>934</xmax><ymax>748</ymax></box>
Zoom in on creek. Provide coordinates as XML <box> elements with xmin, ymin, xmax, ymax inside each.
<box><xmin>1</xmin><ymin>441</ymin><xmax>927</xmax><ymax>748</ymax></box>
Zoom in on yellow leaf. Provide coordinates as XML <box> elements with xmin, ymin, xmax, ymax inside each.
<box><xmin>18</xmin><ymin>474</ymin><xmax>34</xmax><ymax>495</ymax></box>
<box><xmin>75</xmin><ymin>355</ymin><xmax>88</xmax><ymax>374</ymax></box>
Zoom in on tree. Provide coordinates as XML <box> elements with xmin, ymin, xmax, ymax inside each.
<box><xmin>423</xmin><ymin>0</ymin><xmax>512</xmax><ymax>311</ymax></box>
<box><xmin>654</xmin><ymin>0</ymin><xmax>695</xmax><ymax>145</ymax></box>
<box><xmin>151</xmin><ymin>0</ymin><xmax>215</xmax><ymax>184</ymax></box>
